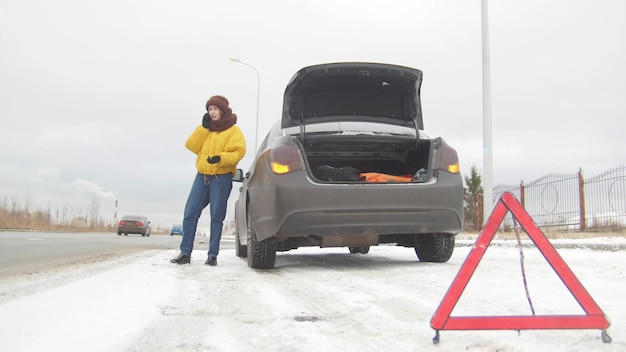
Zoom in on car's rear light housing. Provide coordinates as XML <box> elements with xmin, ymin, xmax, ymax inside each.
<box><xmin>269</xmin><ymin>145</ymin><xmax>302</xmax><ymax>175</ymax></box>
<box><xmin>439</xmin><ymin>139</ymin><xmax>460</xmax><ymax>174</ymax></box>
<box><xmin>136</xmin><ymin>222</ymin><xmax>144</xmax><ymax>227</ymax></box>
<box><xmin>119</xmin><ymin>221</ymin><xmax>126</xmax><ymax>225</ymax></box>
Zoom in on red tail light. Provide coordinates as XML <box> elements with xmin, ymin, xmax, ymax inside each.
<box><xmin>269</xmin><ymin>145</ymin><xmax>302</xmax><ymax>175</ymax></box>
<box><xmin>136</xmin><ymin>222</ymin><xmax>144</xmax><ymax>227</ymax></box>
<box><xmin>119</xmin><ymin>221</ymin><xmax>126</xmax><ymax>225</ymax></box>
<box><xmin>440</xmin><ymin>139</ymin><xmax>460</xmax><ymax>174</ymax></box>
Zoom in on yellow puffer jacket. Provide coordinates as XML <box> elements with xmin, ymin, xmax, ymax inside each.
<box><xmin>185</xmin><ymin>125</ymin><xmax>246</xmax><ymax>176</ymax></box>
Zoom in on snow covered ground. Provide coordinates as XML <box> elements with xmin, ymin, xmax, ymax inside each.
<box><xmin>0</xmin><ymin>235</ymin><xmax>624</xmax><ymax>351</ymax></box>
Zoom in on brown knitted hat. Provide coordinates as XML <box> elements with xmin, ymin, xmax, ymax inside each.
<box><xmin>206</xmin><ymin>95</ymin><xmax>232</xmax><ymax>115</ymax></box>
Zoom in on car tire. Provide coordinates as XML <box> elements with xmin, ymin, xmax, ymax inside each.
<box><xmin>246</xmin><ymin>205</ymin><xmax>276</xmax><ymax>269</ymax></box>
<box><xmin>348</xmin><ymin>246</ymin><xmax>370</xmax><ymax>254</ymax></box>
<box><xmin>235</xmin><ymin>231</ymin><xmax>248</xmax><ymax>258</ymax></box>
<box><xmin>117</xmin><ymin>232</ymin><xmax>121</xmax><ymax>236</ymax></box>
<box><xmin>414</xmin><ymin>233</ymin><xmax>455</xmax><ymax>263</ymax></box>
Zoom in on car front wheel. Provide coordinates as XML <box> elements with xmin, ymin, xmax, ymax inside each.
<box><xmin>414</xmin><ymin>233</ymin><xmax>455</xmax><ymax>263</ymax></box>
<box><xmin>246</xmin><ymin>205</ymin><xmax>276</xmax><ymax>269</ymax></box>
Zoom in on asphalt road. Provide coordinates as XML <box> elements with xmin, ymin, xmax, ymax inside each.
<box><xmin>0</xmin><ymin>231</ymin><xmax>232</xmax><ymax>278</ymax></box>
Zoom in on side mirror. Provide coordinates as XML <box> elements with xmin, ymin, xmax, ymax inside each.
<box><xmin>233</xmin><ymin>169</ymin><xmax>244</xmax><ymax>182</ymax></box>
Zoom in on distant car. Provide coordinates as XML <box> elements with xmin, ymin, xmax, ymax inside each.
<box><xmin>117</xmin><ymin>215</ymin><xmax>151</xmax><ymax>237</ymax></box>
<box><xmin>170</xmin><ymin>224</ymin><xmax>183</xmax><ymax>236</ymax></box>
<box><xmin>233</xmin><ymin>62</ymin><xmax>464</xmax><ymax>269</ymax></box>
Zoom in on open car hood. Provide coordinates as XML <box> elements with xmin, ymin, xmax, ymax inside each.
<box><xmin>282</xmin><ymin>62</ymin><xmax>423</xmax><ymax>130</ymax></box>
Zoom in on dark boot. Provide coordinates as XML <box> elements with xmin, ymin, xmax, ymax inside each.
<box><xmin>204</xmin><ymin>256</ymin><xmax>217</xmax><ymax>266</ymax></box>
<box><xmin>170</xmin><ymin>253</ymin><xmax>191</xmax><ymax>264</ymax></box>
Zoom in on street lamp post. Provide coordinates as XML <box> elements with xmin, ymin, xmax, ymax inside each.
<box><xmin>481</xmin><ymin>0</ymin><xmax>493</xmax><ymax>225</ymax></box>
<box><xmin>229</xmin><ymin>57</ymin><xmax>260</xmax><ymax>152</ymax></box>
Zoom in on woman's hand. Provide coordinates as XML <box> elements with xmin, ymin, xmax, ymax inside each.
<box><xmin>207</xmin><ymin>155</ymin><xmax>221</xmax><ymax>164</ymax></box>
<box><xmin>202</xmin><ymin>113</ymin><xmax>211</xmax><ymax>129</ymax></box>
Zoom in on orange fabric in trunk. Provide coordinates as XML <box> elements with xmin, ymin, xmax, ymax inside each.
<box><xmin>359</xmin><ymin>172</ymin><xmax>413</xmax><ymax>183</ymax></box>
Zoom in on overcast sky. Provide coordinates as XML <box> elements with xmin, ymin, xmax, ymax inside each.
<box><xmin>1</xmin><ymin>0</ymin><xmax>624</xmax><ymax>228</ymax></box>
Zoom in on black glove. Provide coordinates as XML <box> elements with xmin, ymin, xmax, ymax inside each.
<box><xmin>202</xmin><ymin>113</ymin><xmax>211</xmax><ymax>129</ymax></box>
<box><xmin>207</xmin><ymin>155</ymin><xmax>221</xmax><ymax>164</ymax></box>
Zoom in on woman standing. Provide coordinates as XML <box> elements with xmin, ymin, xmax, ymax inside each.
<box><xmin>171</xmin><ymin>95</ymin><xmax>246</xmax><ymax>266</ymax></box>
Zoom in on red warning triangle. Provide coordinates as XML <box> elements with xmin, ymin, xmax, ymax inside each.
<box><xmin>431</xmin><ymin>192</ymin><xmax>610</xmax><ymax>331</ymax></box>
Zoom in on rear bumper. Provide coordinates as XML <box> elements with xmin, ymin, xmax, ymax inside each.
<box><xmin>117</xmin><ymin>226</ymin><xmax>147</xmax><ymax>234</ymax></box>
<box><xmin>249</xmin><ymin>170</ymin><xmax>464</xmax><ymax>242</ymax></box>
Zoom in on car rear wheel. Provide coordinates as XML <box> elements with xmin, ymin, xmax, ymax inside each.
<box><xmin>348</xmin><ymin>246</ymin><xmax>370</xmax><ymax>254</ymax></box>
<box><xmin>414</xmin><ymin>233</ymin><xmax>455</xmax><ymax>263</ymax></box>
<box><xmin>246</xmin><ymin>205</ymin><xmax>276</xmax><ymax>269</ymax></box>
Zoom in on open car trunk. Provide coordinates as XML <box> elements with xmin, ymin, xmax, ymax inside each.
<box><xmin>295</xmin><ymin>133</ymin><xmax>433</xmax><ymax>183</ymax></box>
<box><xmin>281</xmin><ymin>62</ymin><xmax>430</xmax><ymax>183</ymax></box>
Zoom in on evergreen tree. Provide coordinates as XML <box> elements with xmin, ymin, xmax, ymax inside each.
<box><xmin>464</xmin><ymin>165</ymin><xmax>484</xmax><ymax>231</ymax></box>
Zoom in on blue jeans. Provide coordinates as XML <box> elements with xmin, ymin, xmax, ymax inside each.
<box><xmin>180</xmin><ymin>172</ymin><xmax>233</xmax><ymax>257</ymax></box>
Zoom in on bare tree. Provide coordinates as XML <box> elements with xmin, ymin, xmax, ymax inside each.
<box><xmin>88</xmin><ymin>196</ymin><xmax>100</xmax><ymax>228</ymax></box>
<box><xmin>11</xmin><ymin>195</ymin><xmax>19</xmax><ymax>226</ymax></box>
<box><xmin>23</xmin><ymin>194</ymin><xmax>32</xmax><ymax>226</ymax></box>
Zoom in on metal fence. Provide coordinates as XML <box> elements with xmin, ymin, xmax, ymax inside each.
<box><xmin>493</xmin><ymin>166</ymin><xmax>626</xmax><ymax>231</ymax></box>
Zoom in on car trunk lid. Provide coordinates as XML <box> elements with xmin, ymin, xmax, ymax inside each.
<box><xmin>282</xmin><ymin>62</ymin><xmax>423</xmax><ymax>131</ymax></box>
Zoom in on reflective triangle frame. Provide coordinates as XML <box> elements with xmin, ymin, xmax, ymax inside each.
<box><xmin>431</xmin><ymin>192</ymin><xmax>610</xmax><ymax>332</ymax></box>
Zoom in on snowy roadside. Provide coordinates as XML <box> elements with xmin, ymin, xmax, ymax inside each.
<box><xmin>456</xmin><ymin>233</ymin><xmax>626</xmax><ymax>251</ymax></box>
<box><xmin>0</xmin><ymin>238</ymin><xmax>624</xmax><ymax>351</ymax></box>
